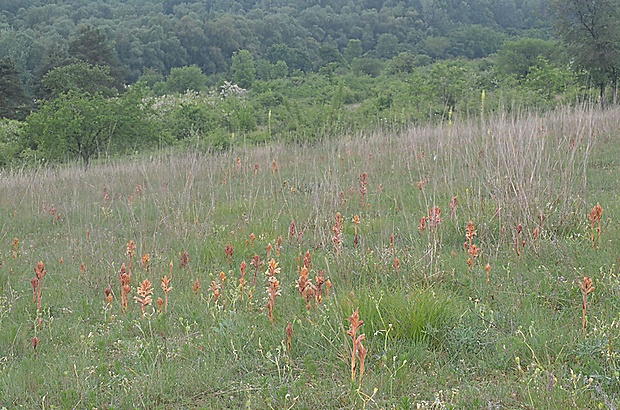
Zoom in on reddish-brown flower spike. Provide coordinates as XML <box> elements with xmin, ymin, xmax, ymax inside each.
<box><xmin>449</xmin><ymin>196</ymin><xmax>458</xmax><ymax>219</ymax></box>
<box><xmin>193</xmin><ymin>278</ymin><xmax>201</xmax><ymax>295</ymax></box>
<box><xmin>11</xmin><ymin>237</ymin><xmax>19</xmax><ymax>258</ymax></box>
<box><xmin>180</xmin><ymin>250</ymin><xmax>190</xmax><ymax>268</ymax></box>
<box><xmin>303</xmin><ymin>251</ymin><xmax>312</xmax><ymax>271</ymax></box>
<box><xmin>347</xmin><ymin>309</ymin><xmax>364</xmax><ymax>381</ymax></box>
<box><xmin>418</xmin><ymin>217</ymin><xmax>427</xmax><ymax>232</ymax></box>
<box><xmin>465</xmin><ymin>221</ymin><xmax>477</xmax><ymax>244</ymax></box>
<box><xmin>34</xmin><ymin>261</ymin><xmax>46</xmax><ymax>281</ymax></box>
<box><xmin>356</xmin><ymin>334</ymin><xmax>367</xmax><ymax>382</ymax></box>
<box><xmin>285</xmin><ymin>322</ymin><xmax>293</xmax><ymax>353</ymax></box>
<box><xmin>31</xmin><ymin>278</ymin><xmax>38</xmax><ymax>302</ymax></box>
<box><xmin>32</xmin><ymin>336</ymin><xmax>40</xmax><ymax>359</ymax></box>
<box><xmin>224</xmin><ymin>244</ymin><xmax>234</xmax><ymax>263</ymax></box>
<box><xmin>249</xmin><ymin>233</ymin><xmax>255</xmax><ymax>248</ymax></box>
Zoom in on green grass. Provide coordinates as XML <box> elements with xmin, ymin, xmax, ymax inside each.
<box><xmin>1</xmin><ymin>104</ymin><xmax>620</xmax><ymax>408</ymax></box>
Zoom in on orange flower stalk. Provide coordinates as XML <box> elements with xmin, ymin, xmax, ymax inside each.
<box><xmin>157</xmin><ymin>297</ymin><xmax>164</xmax><ymax>313</ymax></box>
<box><xmin>418</xmin><ymin>217</ymin><xmax>427</xmax><ymax>232</ymax></box>
<box><xmin>428</xmin><ymin>206</ymin><xmax>442</xmax><ymax>231</ymax></box>
<box><xmin>285</xmin><ymin>322</ymin><xmax>293</xmax><ymax>354</ymax></box>
<box><xmin>389</xmin><ymin>233</ymin><xmax>394</xmax><ymax>255</ymax></box>
<box><xmin>225</xmin><ymin>244</ymin><xmax>234</xmax><ymax>264</ymax></box>
<box><xmin>289</xmin><ymin>220</ymin><xmax>296</xmax><ymax>242</ymax></box>
<box><xmin>161</xmin><ymin>275</ymin><xmax>172</xmax><ymax>312</ymax></box>
<box><xmin>134</xmin><ymin>278</ymin><xmax>153</xmax><ymax>317</ymax></box>
<box><xmin>272</xmin><ymin>159</ymin><xmax>278</xmax><ymax>174</ymax></box>
<box><xmin>10</xmin><ymin>237</ymin><xmax>18</xmax><ymax>259</ymax></box>
<box><xmin>141</xmin><ymin>254</ymin><xmax>150</xmax><ymax>271</ymax></box>
<box><xmin>32</xmin><ymin>336</ymin><xmax>40</xmax><ymax>359</ymax></box>
<box><xmin>303</xmin><ymin>251</ymin><xmax>312</xmax><ymax>271</ymax></box>
<box><xmin>485</xmin><ymin>264</ymin><xmax>491</xmax><ymax>283</ymax></box>
<box><xmin>298</xmin><ymin>266</ymin><xmax>309</xmax><ymax>296</ymax></box>
<box><xmin>360</xmin><ymin>172</ymin><xmax>368</xmax><ymax>208</ymax></box>
<box><xmin>33</xmin><ymin>261</ymin><xmax>46</xmax><ymax>312</ymax></box>
<box><xmin>104</xmin><ymin>285</ymin><xmax>113</xmax><ymax>306</ymax></box>
<box><xmin>210</xmin><ymin>280</ymin><xmax>221</xmax><ymax>301</ymax></box>
<box><xmin>120</xmin><ymin>263</ymin><xmax>131</xmax><ymax>311</ymax></box>
<box><xmin>30</xmin><ymin>277</ymin><xmax>38</xmax><ymax>304</ymax></box>
<box><xmin>332</xmin><ymin>212</ymin><xmax>344</xmax><ymax>255</ymax></box>
<box><xmin>353</xmin><ymin>215</ymin><xmax>360</xmax><ymax>248</ymax></box>
<box><xmin>315</xmin><ymin>270</ymin><xmax>327</xmax><ymax>304</ymax></box>
<box><xmin>126</xmin><ymin>240</ymin><xmax>136</xmax><ymax>274</ymax></box>
<box><xmin>239</xmin><ymin>260</ymin><xmax>248</xmax><ymax>293</ymax></box>
<box><xmin>393</xmin><ymin>258</ymin><xmax>400</xmax><ymax>277</ymax></box>
<box><xmin>465</xmin><ymin>221</ymin><xmax>477</xmax><ymax>247</ymax></box>
<box><xmin>347</xmin><ymin>309</ymin><xmax>365</xmax><ymax>382</ymax></box>
<box><xmin>266</xmin><ymin>276</ymin><xmax>281</xmax><ymax>323</ymax></box>
<box><xmin>265</xmin><ymin>259</ymin><xmax>282</xmax><ymax>322</ymax></box>
<box><xmin>578</xmin><ymin>277</ymin><xmax>595</xmax><ymax>337</ymax></box>
<box><xmin>180</xmin><ymin>250</ymin><xmax>190</xmax><ymax>269</ymax></box>
<box><xmin>266</xmin><ymin>243</ymin><xmax>273</xmax><ymax>260</ymax></box>
<box><xmin>515</xmin><ymin>224</ymin><xmax>523</xmax><ymax>256</ymax></box>
<box><xmin>449</xmin><ymin>196</ymin><xmax>458</xmax><ymax>219</ymax></box>
<box><xmin>277</xmin><ymin>235</ymin><xmax>283</xmax><ymax>256</ymax></box>
<box><xmin>356</xmin><ymin>334</ymin><xmax>367</xmax><ymax>383</ymax></box>
<box><xmin>302</xmin><ymin>280</ymin><xmax>317</xmax><ymax>310</ymax></box>
<box><xmin>193</xmin><ymin>278</ymin><xmax>201</xmax><ymax>295</ymax></box>
<box><xmin>251</xmin><ymin>254</ymin><xmax>264</xmax><ymax>287</ymax></box>
<box><xmin>588</xmin><ymin>203</ymin><xmax>603</xmax><ymax>247</ymax></box>
<box><xmin>250</xmin><ymin>233</ymin><xmax>255</xmax><ymax>248</ymax></box>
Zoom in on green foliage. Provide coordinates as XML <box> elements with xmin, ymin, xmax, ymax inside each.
<box><xmin>552</xmin><ymin>0</ymin><xmax>620</xmax><ymax>105</ymax></box>
<box><xmin>68</xmin><ymin>24</ymin><xmax>125</xmax><ymax>90</ymax></box>
<box><xmin>355</xmin><ymin>288</ymin><xmax>459</xmax><ymax>343</ymax></box>
<box><xmin>494</xmin><ymin>38</ymin><xmax>562</xmax><ymax>79</ymax></box>
<box><xmin>25</xmin><ymin>87</ymin><xmax>154</xmax><ymax>168</ymax></box>
<box><xmin>164</xmin><ymin>65</ymin><xmax>208</xmax><ymax>94</ymax></box>
<box><xmin>40</xmin><ymin>61</ymin><xmax>118</xmax><ymax>98</ymax></box>
<box><xmin>0</xmin><ymin>57</ymin><xmax>31</xmax><ymax>120</ymax></box>
<box><xmin>351</xmin><ymin>57</ymin><xmax>384</xmax><ymax>77</ymax></box>
<box><xmin>231</xmin><ymin>49</ymin><xmax>256</xmax><ymax>89</ymax></box>
<box><xmin>0</xmin><ymin>119</ymin><xmax>25</xmax><ymax>167</ymax></box>
<box><xmin>343</xmin><ymin>39</ymin><xmax>363</xmax><ymax>63</ymax></box>
<box><xmin>448</xmin><ymin>25</ymin><xmax>505</xmax><ymax>59</ymax></box>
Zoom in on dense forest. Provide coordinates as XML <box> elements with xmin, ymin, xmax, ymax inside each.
<box><xmin>0</xmin><ymin>0</ymin><xmax>617</xmax><ymax>168</ymax></box>
<box><xmin>1</xmin><ymin>0</ymin><xmax>551</xmax><ymax>85</ymax></box>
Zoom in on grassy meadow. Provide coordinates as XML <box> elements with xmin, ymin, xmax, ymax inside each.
<box><xmin>2</xmin><ymin>104</ymin><xmax>620</xmax><ymax>409</ymax></box>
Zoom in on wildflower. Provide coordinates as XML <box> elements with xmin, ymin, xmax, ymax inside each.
<box><xmin>134</xmin><ymin>279</ymin><xmax>153</xmax><ymax>318</ymax></box>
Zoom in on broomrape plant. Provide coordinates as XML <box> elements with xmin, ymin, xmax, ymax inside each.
<box><xmin>119</xmin><ymin>263</ymin><xmax>131</xmax><ymax>311</ymax></box>
<box><xmin>126</xmin><ymin>240</ymin><xmax>136</xmax><ymax>275</ymax></box>
<box><xmin>578</xmin><ymin>277</ymin><xmax>595</xmax><ymax>337</ymax></box>
<box><xmin>333</xmin><ymin>212</ymin><xmax>343</xmax><ymax>255</ymax></box>
<box><xmin>588</xmin><ymin>203</ymin><xmax>603</xmax><ymax>248</ymax></box>
<box><xmin>134</xmin><ymin>279</ymin><xmax>153</xmax><ymax>318</ymax></box>
<box><xmin>347</xmin><ymin>309</ymin><xmax>367</xmax><ymax>383</ymax></box>
<box><xmin>10</xmin><ymin>237</ymin><xmax>18</xmax><ymax>258</ymax></box>
<box><xmin>161</xmin><ymin>275</ymin><xmax>172</xmax><ymax>313</ymax></box>
<box><xmin>265</xmin><ymin>258</ymin><xmax>281</xmax><ymax>323</ymax></box>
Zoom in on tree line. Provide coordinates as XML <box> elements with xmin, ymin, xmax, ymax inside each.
<box><xmin>0</xmin><ymin>0</ymin><xmax>618</xmax><ymax>169</ymax></box>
